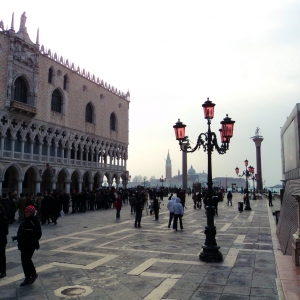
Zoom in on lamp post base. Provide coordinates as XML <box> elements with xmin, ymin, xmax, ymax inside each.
<box><xmin>199</xmin><ymin>246</ymin><xmax>223</xmax><ymax>262</ymax></box>
<box><xmin>244</xmin><ymin>205</ymin><xmax>252</xmax><ymax>211</ymax></box>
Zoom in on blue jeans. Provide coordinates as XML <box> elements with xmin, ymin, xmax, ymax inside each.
<box><xmin>116</xmin><ymin>209</ymin><xmax>120</xmax><ymax>219</ymax></box>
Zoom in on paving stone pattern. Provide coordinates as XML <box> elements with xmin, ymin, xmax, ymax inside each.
<box><xmin>0</xmin><ymin>194</ymin><xmax>281</xmax><ymax>300</ymax></box>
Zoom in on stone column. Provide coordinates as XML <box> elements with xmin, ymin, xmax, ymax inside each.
<box><xmin>80</xmin><ymin>147</ymin><xmax>83</xmax><ymax>165</ymax></box>
<box><xmin>292</xmin><ymin>194</ymin><xmax>300</xmax><ymax>266</ymax></box>
<box><xmin>47</xmin><ymin>142</ymin><xmax>50</xmax><ymax>163</ymax></box>
<box><xmin>0</xmin><ymin>137</ymin><xmax>4</xmax><ymax>157</ymax></box>
<box><xmin>52</xmin><ymin>178</ymin><xmax>56</xmax><ymax>191</ymax></box>
<box><xmin>78</xmin><ymin>180</ymin><xmax>83</xmax><ymax>193</ymax></box>
<box><xmin>11</xmin><ymin>137</ymin><xmax>16</xmax><ymax>159</ymax></box>
<box><xmin>18</xmin><ymin>180</ymin><xmax>23</xmax><ymax>196</ymax></box>
<box><xmin>54</xmin><ymin>144</ymin><xmax>58</xmax><ymax>163</ymax></box>
<box><xmin>38</xmin><ymin>141</ymin><xmax>42</xmax><ymax>162</ymax></box>
<box><xmin>35</xmin><ymin>180</ymin><xmax>41</xmax><ymax>195</ymax></box>
<box><xmin>29</xmin><ymin>140</ymin><xmax>34</xmax><ymax>161</ymax></box>
<box><xmin>21</xmin><ymin>139</ymin><xmax>25</xmax><ymax>160</ymax></box>
<box><xmin>252</xmin><ymin>136</ymin><xmax>264</xmax><ymax>193</ymax></box>
<box><xmin>65</xmin><ymin>180</ymin><xmax>71</xmax><ymax>194</ymax></box>
<box><xmin>89</xmin><ymin>182</ymin><xmax>93</xmax><ymax>192</ymax></box>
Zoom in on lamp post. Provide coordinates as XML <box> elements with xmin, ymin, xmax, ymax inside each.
<box><xmin>159</xmin><ymin>175</ymin><xmax>166</xmax><ymax>187</ymax></box>
<box><xmin>173</xmin><ymin>97</ymin><xmax>235</xmax><ymax>263</ymax></box>
<box><xmin>249</xmin><ymin>170</ymin><xmax>258</xmax><ymax>200</ymax></box>
<box><xmin>235</xmin><ymin>160</ymin><xmax>254</xmax><ymax>210</ymax></box>
<box><xmin>142</xmin><ymin>177</ymin><xmax>147</xmax><ymax>187</ymax></box>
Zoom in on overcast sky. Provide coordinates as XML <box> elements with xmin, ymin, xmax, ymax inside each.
<box><xmin>2</xmin><ymin>0</ymin><xmax>299</xmax><ymax>187</ymax></box>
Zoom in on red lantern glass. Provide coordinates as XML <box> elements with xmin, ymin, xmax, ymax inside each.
<box><xmin>219</xmin><ymin>129</ymin><xmax>230</xmax><ymax>143</ymax></box>
<box><xmin>202</xmin><ymin>98</ymin><xmax>215</xmax><ymax>119</ymax></box>
<box><xmin>220</xmin><ymin>114</ymin><xmax>235</xmax><ymax>138</ymax></box>
<box><xmin>173</xmin><ymin>119</ymin><xmax>186</xmax><ymax>141</ymax></box>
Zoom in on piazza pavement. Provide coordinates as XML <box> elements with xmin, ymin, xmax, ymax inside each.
<box><xmin>0</xmin><ymin>192</ymin><xmax>296</xmax><ymax>300</ymax></box>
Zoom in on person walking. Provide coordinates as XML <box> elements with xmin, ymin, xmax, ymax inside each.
<box><xmin>213</xmin><ymin>196</ymin><xmax>219</xmax><ymax>216</ymax></box>
<box><xmin>129</xmin><ymin>194</ymin><xmax>136</xmax><ymax>214</ymax></box>
<box><xmin>192</xmin><ymin>192</ymin><xmax>198</xmax><ymax>209</ymax></box>
<box><xmin>227</xmin><ymin>191</ymin><xmax>233</xmax><ymax>206</ymax></box>
<box><xmin>12</xmin><ymin>205</ymin><xmax>42</xmax><ymax>286</ymax></box>
<box><xmin>115</xmin><ymin>194</ymin><xmax>122</xmax><ymax>220</ymax></box>
<box><xmin>0</xmin><ymin>204</ymin><xmax>9</xmax><ymax>278</ymax></box>
<box><xmin>134</xmin><ymin>198</ymin><xmax>144</xmax><ymax>228</ymax></box>
<box><xmin>153</xmin><ymin>194</ymin><xmax>160</xmax><ymax>220</ymax></box>
<box><xmin>173</xmin><ymin>198</ymin><xmax>184</xmax><ymax>231</ymax></box>
<box><xmin>268</xmin><ymin>191</ymin><xmax>273</xmax><ymax>206</ymax></box>
<box><xmin>167</xmin><ymin>195</ymin><xmax>176</xmax><ymax>228</ymax></box>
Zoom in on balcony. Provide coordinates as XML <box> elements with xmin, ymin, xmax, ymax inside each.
<box><xmin>9</xmin><ymin>101</ymin><xmax>37</xmax><ymax>117</ymax></box>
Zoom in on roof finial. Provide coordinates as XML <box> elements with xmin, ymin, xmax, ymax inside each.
<box><xmin>36</xmin><ymin>28</ymin><xmax>39</xmax><ymax>44</ymax></box>
<box><xmin>11</xmin><ymin>12</ymin><xmax>14</xmax><ymax>30</ymax></box>
<box><xmin>19</xmin><ymin>12</ymin><xmax>27</xmax><ymax>32</ymax></box>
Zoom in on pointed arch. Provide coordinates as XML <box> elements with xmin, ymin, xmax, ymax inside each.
<box><xmin>110</xmin><ymin>112</ymin><xmax>117</xmax><ymax>131</ymax></box>
<box><xmin>63</xmin><ymin>74</ymin><xmax>69</xmax><ymax>91</ymax></box>
<box><xmin>51</xmin><ymin>88</ymin><xmax>64</xmax><ymax>113</ymax></box>
<box><xmin>48</xmin><ymin>66</ymin><xmax>55</xmax><ymax>84</ymax></box>
<box><xmin>85</xmin><ymin>102</ymin><xmax>95</xmax><ymax>124</ymax></box>
<box><xmin>14</xmin><ymin>76</ymin><xmax>28</xmax><ymax>104</ymax></box>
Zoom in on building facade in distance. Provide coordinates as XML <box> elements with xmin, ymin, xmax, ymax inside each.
<box><xmin>0</xmin><ymin>13</ymin><xmax>130</xmax><ymax>196</ymax></box>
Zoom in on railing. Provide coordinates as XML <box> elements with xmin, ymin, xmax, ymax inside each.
<box><xmin>0</xmin><ymin>151</ymin><xmax>126</xmax><ymax>172</ymax></box>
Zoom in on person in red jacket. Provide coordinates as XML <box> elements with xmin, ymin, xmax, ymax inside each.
<box><xmin>115</xmin><ymin>193</ymin><xmax>123</xmax><ymax>220</ymax></box>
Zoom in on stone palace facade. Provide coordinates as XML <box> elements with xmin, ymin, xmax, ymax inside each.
<box><xmin>0</xmin><ymin>12</ymin><xmax>130</xmax><ymax>196</ymax></box>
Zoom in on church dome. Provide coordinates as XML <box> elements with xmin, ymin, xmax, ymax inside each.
<box><xmin>188</xmin><ymin>165</ymin><xmax>196</xmax><ymax>175</ymax></box>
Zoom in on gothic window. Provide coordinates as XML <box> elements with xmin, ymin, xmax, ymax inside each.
<box><xmin>85</xmin><ymin>103</ymin><xmax>93</xmax><ymax>123</ymax></box>
<box><xmin>51</xmin><ymin>89</ymin><xmax>62</xmax><ymax>113</ymax></box>
<box><xmin>63</xmin><ymin>74</ymin><xmax>69</xmax><ymax>91</ymax></box>
<box><xmin>110</xmin><ymin>113</ymin><xmax>117</xmax><ymax>131</ymax></box>
<box><xmin>14</xmin><ymin>77</ymin><xmax>27</xmax><ymax>104</ymax></box>
<box><xmin>48</xmin><ymin>67</ymin><xmax>54</xmax><ymax>83</ymax></box>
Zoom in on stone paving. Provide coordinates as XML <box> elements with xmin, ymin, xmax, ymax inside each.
<box><xmin>0</xmin><ymin>193</ymin><xmax>283</xmax><ymax>300</ymax></box>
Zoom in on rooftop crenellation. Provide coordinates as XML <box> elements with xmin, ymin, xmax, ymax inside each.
<box><xmin>0</xmin><ymin>12</ymin><xmax>130</xmax><ymax>102</ymax></box>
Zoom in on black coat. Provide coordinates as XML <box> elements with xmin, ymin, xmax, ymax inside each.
<box><xmin>0</xmin><ymin>212</ymin><xmax>9</xmax><ymax>245</ymax></box>
<box><xmin>17</xmin><ymin>216</ymin><xmax>42</xmax><ymax>251</ymax></box>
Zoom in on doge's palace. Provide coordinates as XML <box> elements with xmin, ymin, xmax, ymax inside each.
<box><xmin>0</xmin><ymin>12</ymin><xmax>130</xmax><ymax>196</ymax></box>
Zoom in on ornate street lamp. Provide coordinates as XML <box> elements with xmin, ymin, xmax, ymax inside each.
<box><xmin>173</xmin><ymin>97</ymin><xmax>235</xmax><ymax>263</ymax></box>
<box><xmin>159</xmin><ymin>175</ymin><xmax>166</xmax><ymax>187</ymax></box>
<box><xmin>248</xmin><ymin>168</ymin><xmax>258</xmax><ymax>200</ymax></box>
<box><xmin>235</xmin><ymin>159</ymin><xmax>254</xmax><ymax>210</ymax></box>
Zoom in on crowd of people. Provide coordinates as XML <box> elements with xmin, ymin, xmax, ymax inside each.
<box><xmin>0</xmin><ymin>185</ymin><xmax>249</xmax><ymax>287</ymax></box>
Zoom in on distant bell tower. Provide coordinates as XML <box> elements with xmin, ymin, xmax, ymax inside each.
<box><xmin>166</xmin><ymin>150</ymin><xmax>172</xmax><ymax>179</ymax></box>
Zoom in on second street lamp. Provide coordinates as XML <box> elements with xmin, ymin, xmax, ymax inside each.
<box><xmin>159</xmin><ymin>176</ymin><xmax>166</xmax><ymax>187</ymax></box>
<box><xmin>235</xmin><ymin>160</ymin><xmax>254</xmax><ymax>210</ymax></box>
<box><xmin>173</xmin><ymin>97</ymin><xmax>235</xmax><ymax>263</ymax></box>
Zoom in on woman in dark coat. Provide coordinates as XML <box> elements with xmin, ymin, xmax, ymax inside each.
<box><xmin>153</xmin><ymin>194</ymin><xmax>159</xmax><ymax>220</ymax></box>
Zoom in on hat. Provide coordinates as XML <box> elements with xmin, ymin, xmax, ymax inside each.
<box><xmin>25</xmin><ymin>205</ymin><xmax>36</xmax><ymax>214</ymax></box>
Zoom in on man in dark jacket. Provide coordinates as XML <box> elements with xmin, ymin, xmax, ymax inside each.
<box><xmin>12</xmin><ymin>205</ymin><xmax>42</xmax><ymax>286</ymax></box>
<box><xmin>212</xmin><ymin>196</ymin><xmax>219</xmax><ymax>216</ymax></box>
<box><xmin>0</xmin><ymin>204</ymin><xmax>9</xmax><ymax>278</ymax></box>
<box><xmin>135</xmin><ymin>198</ymin><xmax>144</xmax><ymax>228</ymax></box>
